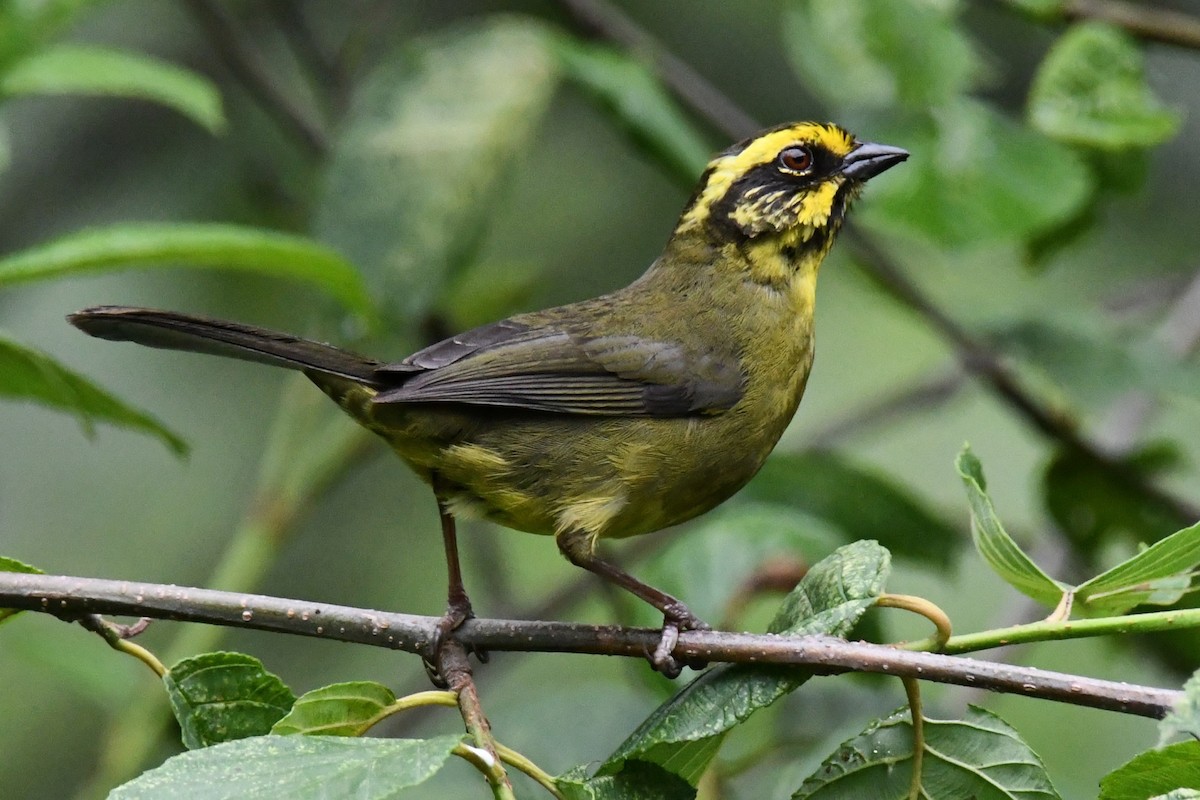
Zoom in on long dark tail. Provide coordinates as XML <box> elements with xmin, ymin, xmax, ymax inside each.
<box><xmin>68</xmin><ymin>306</ymin><xmax>383</xmax><ymax>384</ymax></box>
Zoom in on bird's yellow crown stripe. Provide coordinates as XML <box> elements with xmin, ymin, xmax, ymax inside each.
<box><xmin>677</xmin><ymin>123</ymin><xmax>855</xmax><ymax>232</ymax></box>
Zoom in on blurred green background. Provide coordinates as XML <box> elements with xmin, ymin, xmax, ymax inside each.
<box><xmin>2</xmin><ymin>1</ymin><xmax>1199</xmax><ymax>797</ymax></box>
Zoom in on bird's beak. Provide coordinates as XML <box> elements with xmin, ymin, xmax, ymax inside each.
<box><xmin>841</xmin><ymin>142</ymin><xmax>909</xmax><ymax>181</ymax></box>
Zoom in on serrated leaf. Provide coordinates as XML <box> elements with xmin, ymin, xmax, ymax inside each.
<box><xmin>314</xmin><ymin>18</ymin><xmax>558</xmax><ymax>324</ymax></box>
<box><xmin>1</xmin><ymin>44</ymin><xmax>225</xmax><ymax>133</ymax></box>
<box><xmin>553</xmin><ymin>38</ymin><xmax>711</xmax><ymax>183</ymax></box>
<box><xmin>957</xmin><ymin>445</ymin><xmax>1066</xmax><ymax>607</ymax></box>
<box><xmin>271</xmin><ymin>681</ymin><xmax>397</xmax><ymax>737</ymax></box>
<box><xmin>793</xmin><ymin>706</ymin><xmax>1060</xmax><ymax>799</ymax></box>
<box><xmin>1099</xmin><ymin>741</ymin><xmax>1200</xmax><ymax>800</ymax></box>
<box><xmin>1073</xmin><ymin>520</ymin><xmax>1200</xmax><ymax>616</ymax></box>
<box><xmin>164</xmin><ymin>652</ymin><xmax>295</xmax><ymax>749</ymax></box>
<box><xmin>1030</xmin><ymin>22</ymin><xmax>1181</xmax><ymax>149</ymax></box>
<box><xmin>0</xmin><ymin>223</ymin><xmax>371</xmax><ymax>316</ymax></box>
<box><xmin>1160</xmin><ymin>670</ymin><xmax>1200</xmax><ymax>747</ymax></box>
<box><xmin>784</xmin><ymin>0</ymin><xmax>980</xmax><ymax>109</ymax></box>
<box><xmin>600</xmin><ymin>541</ymin><xmax>891</xmax><ymax>786</ymax></box>
<box><xmin>1043</xmin><ymin>445</ymin><xmax>1184</xmax><ymax>551</ymax></box>
<box><xmin>108</xmin><ymin>734</ymin><xmax>462</xmax><ymax>799</ymax></box>
<box><xmin>557</xmin><ymin>761</ymin><xmax>696</xmax><ymax>800</ymax></box>
<box><xmin>0</xmin><ymin>333</ymin><xmax>186</xmax><ymax>455</ymax></box>
<box><xmin>745</xmin><ymin>450</ymin><xmax>961</xmax><ymax>567</ymax></box>
<box><xmin>0</xmin><ymin>556</ymin><xmax>44</xmax><ymax>625</ymax></box>
<box><xmin>869</xmin><ymin>100</ymin><xmax>1094</xmax><ymax>247</ymax></box>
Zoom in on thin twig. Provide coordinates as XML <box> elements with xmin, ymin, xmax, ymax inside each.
<box><xmin>182</xmin><ymin>0</ymin><xmax>329</xmax><ymax>156</ymax></box>
<box><xmin>902</xmin><ymin>677</ymin><xmax>924</xmax><ymax>800</ymax></box>
<box><xmin>877</xmin><ymin>593</ymin><xmax>953</xmax><ymax>651</ymax></box>
<box><xmin>440</xmin><ymin>640</ymin><xmax>514</xmax><ymax>799</ymax></box>
<box><xmin>0</xmin><ymin>572</ymin><xmax>1182</xmax><ymax>719</ymax></box>
<box><xmin>1062</xmin><ymin>0</ymin><xmax>1200</xmax><ymax>51</ymax></box>
<box><xmin>803</xmin><ymin>368</ymin><xmax>965</xmax><ymax>450</ymax></box>
<box><xmin>76</xmin><ymin>614</ymin><xmax>166</xmax><ymax>677</ymax></box>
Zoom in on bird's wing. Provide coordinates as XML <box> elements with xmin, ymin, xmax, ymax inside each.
<box><xmin>372</xmin><ymin>319</ymin><xmax>744</xmax><ymax>416</ymax></box>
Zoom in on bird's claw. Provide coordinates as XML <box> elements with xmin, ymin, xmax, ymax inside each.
<box><xmin>423</xmin><ymin>600</ymin><xmax>488</xmax><ymax>688</ymax></box>
<box><xmin>649</xmin><ymin>604</ymin><xmax>710</xmax><ymax>678</ymax></box>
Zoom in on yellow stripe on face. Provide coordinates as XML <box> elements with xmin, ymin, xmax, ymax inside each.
<box><xmin>677</xmin><ymin>123</ymin><xmax>856</xmax><ymax>232</ymax></box>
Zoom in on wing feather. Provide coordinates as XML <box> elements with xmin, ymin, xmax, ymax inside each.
<box><xmin>372</xmin><ymin>319</ymin><xmax>743</xmax><ymax>417</ymax></box>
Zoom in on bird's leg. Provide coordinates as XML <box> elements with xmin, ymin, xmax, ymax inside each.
<box><xmin>557</xmin><ymin>529</ymin><xmax>709</xmax><ymax>677</ymax></box>
<box><xmin>425</xmin><ymin>474</ymin><xmax>486</xmax><ymax>687</ymax></box>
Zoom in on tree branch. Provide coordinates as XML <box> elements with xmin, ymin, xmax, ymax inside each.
<box><xmin>1</xmin><ymin>572</ymin><xmax>1182</xmax><ymax>720</ymax></box>
<box><xmin>1061</xmin><ymin>0</ymin><xmax>1200</xmax><ymax>51</ymax></box>
<box><xmin>182</xmin><ymin>0</ymin><xmax>329</xmax><ymax>156</ymax></box>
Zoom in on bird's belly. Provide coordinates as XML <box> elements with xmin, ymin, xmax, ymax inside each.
<box><xmin>377</xmin><ymin>404</ymin><xmax>790</xmax><ymax>540</ymax></box>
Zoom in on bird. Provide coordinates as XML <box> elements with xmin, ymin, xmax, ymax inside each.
<box><xmin>69</xmin><ymin>122</ymin><xmax>907</xmax><ymax>677</ymax></box>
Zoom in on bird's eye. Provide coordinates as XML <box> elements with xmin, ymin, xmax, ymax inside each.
<box><xmin>779</xmin><ymin>146</ymin><xmax>813</xmax><ymax>173</ymax></box>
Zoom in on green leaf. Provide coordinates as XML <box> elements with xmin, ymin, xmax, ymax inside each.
<box><xmin>164</xmin><ymin>652</ymin><xmax>295</xmax><ymax>749</ymax></box>
<box><xmin>314</xmin><ymin>17</ymin><xmax>559</xmax><ymax>324</ymax></box>
<box><xmin>793</xmin><ymin>706</ymin><xmax>1060</xmax><ymax>799</ymax></box>
<box><xmin>0</xmin><ymin>556</ymin><xmax>44</xmax><ymax>625</ymax></box>
<box><xmin>1160</xmin><ymin>670</ymin><xmax>1200</xmax><ymax>747</ymax></box>
<box><xmin>868</xmin><ymin>100</ymin><xmax>1094</xmax><ymax>247</ymax></box>
<box><xmin>554</xmin><ymin>38</ymin><xmax>711</xmax><ymax>184</ymax></box>
<box><xmin>0</xmin><ymin>223</ymin><xmax>372</xmax><ymax>317</ymax></box>
<box><xmin>1</xmin><ymin>44</ymin><xmax>225</xmax><ymax>134</ymax></box>
<box><xmin>957</xmin><ymin>445</ymin><xmax>1066</xmax><ymax>607</ymax></box>
<box><xmin>636</xmin><ymin>503</ymin><xmax>842</xmax><ymax>627</ymax></box>
<box><xmin>745</xmin><ymin>450</ymin><xmax>961</xmax><ymax>567</ymax></box>
<box><xmin>784</xmin><ymin>0</ymin><xmax>980</xmax><ymax>109</ymax></box>
<box><xmin>0</xmin><ymin>333</ymin><xmax>186</xmax><ymax>455</ymax></box>
<box><xmin>1073</xmin><ymin>520</ymin><xmax>1200</xmax><ymax>616</ymax></box>
<box><xmin>438</xmin><ymin>259</ymin><xmax>545</xmax><ymax>332</ymax></box>
<box><xmin>109</xmin><ymin>734</ymin><xmax>462</xmax><ymax>799</ymax></box>
<box><xmin>1029</xmin><ymin>22</ymin><xmax>1181</xmax><ymax>149</ymax></box>
<box><xmin>1043</xmin><ymin>445</ymin><xmax>1184</xmax><ymax>550</ymax></box>
<box><xmin>600</xmin><ymin>541</ymin><xmax>891</xmax><ymax>786</ymax></box>
<box><xmin>271</xmin><ymin>681</ymin><xmax>396</xmax><ymax>737</ymax></box>
<box><xmin>0</xmin><ymin>0</ymin><xmax>101</xmax><ymax>70</ymax></box>
<box><xmin>558</xmin><ymin>762</ymin><xmax>696</xmax><ymax>800</ymax></box>
<box><xmin>1099</xmin><ymin>741</ymin><xmax>1200</xmax><ymax>800</ymax></box>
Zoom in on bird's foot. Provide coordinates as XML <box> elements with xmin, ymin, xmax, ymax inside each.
<box><xmin>423</xmin><ymin>597</ymin><xmax>488</xmax><ymax>688</ymax></box>
<box><xmin>650</xmin><ymin>602</ymin><xmax>710</xmax><ymax>678</ymax></box>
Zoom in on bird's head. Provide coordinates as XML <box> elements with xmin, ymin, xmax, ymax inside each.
<box><xmin>675</xmin><ymin>122</ymin><xmax>907</xmax><ymax>250</ymax></box>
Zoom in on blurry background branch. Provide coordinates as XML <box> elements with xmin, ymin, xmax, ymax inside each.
<box><xmin>1062</xmin><ymin>0</ymin><xmax>1200</xmax><ymax>51</ymax></box>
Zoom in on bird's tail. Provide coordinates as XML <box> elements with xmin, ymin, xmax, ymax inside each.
<box><xmin>68</xmin><ymin>306</ymin><xmax>382</xmax><ymax>383</ymax></box>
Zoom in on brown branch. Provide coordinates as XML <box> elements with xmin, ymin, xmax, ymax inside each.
<box><xmin>802</xmin><ymin>368</ymin><xmax>965</xmax><ymax>449</ymax></box>
<box><xmin>438</xmin><ymin>640</ymin><xmax>514</xmax><ymax>798</ymax></box>
<box><xmin>555</xmin><ymin>0</ymin><xmax>757</xmax><ymax>140</ymax></box>
<box><xmin>1062</xmin><ymin>0</ymin><xmax>1200</xmax><ymax>51</ymax></box>
<box><xmin>0</xmin><ymin>572</ymin><xmax>1182</xmax><ymax>720</ymax></box>
<box><xmin>182</xmin><ymin>0</ymin><xmax>329</xmax><ymax>156</ymax></box>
